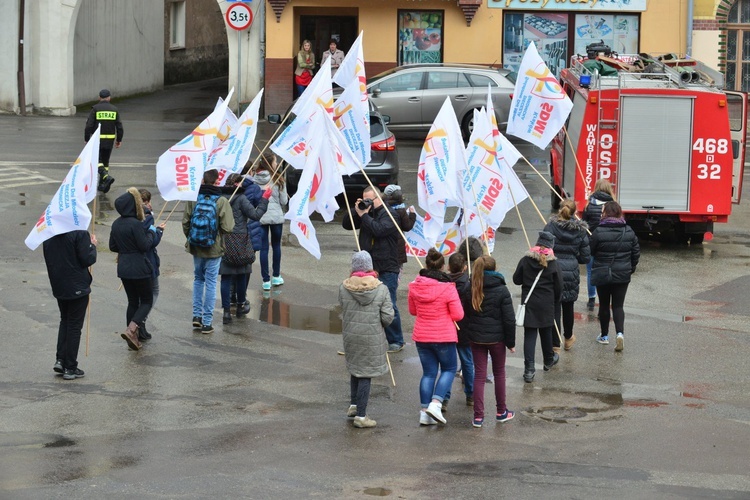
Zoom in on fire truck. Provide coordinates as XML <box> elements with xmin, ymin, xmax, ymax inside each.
<box><xmin>550</xmin><ymin>51</ymin><xmax>747</xmax><ymax>243</ymax></box>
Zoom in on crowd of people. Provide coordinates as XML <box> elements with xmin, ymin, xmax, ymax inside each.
<box><xmin>44</xmin><ymin>171</ymin><xmax>640</xmax><ymax>431</ymax></box>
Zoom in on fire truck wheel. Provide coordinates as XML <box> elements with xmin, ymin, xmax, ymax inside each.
<box><xmin>551</xmin><ymin>185</ymin><xmax>562</xmax><ymax>210</ymax></box>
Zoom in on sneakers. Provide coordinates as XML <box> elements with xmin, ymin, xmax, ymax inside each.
<box><xmin>353</xmin><ymin>416</ymin><xmax>377</xmax><ymax>428</ymax></box>
<box><xmin>587</xmin><ymin>297</ymin><xmax>596</xmax><ymax>311</ymax></box>
<box><xmin>237</xmin><ymin>301</ymin><xmax>251</xmax><ymax>317</ymax></box>
<box><xmin>201</xmin><ymin>324</ymin><xmax>214</xmax><ymax>334</ymax></box>
<box><xmin>523</xmin><ymin>369</ymin><xmax>535</xmax><ymax>383</ymax></box>
<box><xmin>472</xmin><ymin>417</ymin><xmax>484</xmax><ymax>428</ymax></box>
<box><xmin>223</xmin><ymin>311</ymin><xmax>233</xmax><ymax>324</ymax></box>
<box><xmin>497</xmin><ymin>410</ymin><xmax>515</xmax><ymax>423</ymax></box>
<box><xmin>564</xmin><ymin>334</ymin><xmax>577</xmax><ymax>351</ymax></box>
<box><xmin>596</xmin><ymin>335</ymin><xmax>610</xmax><ymax>345</ymax></box>
<box><xmin>53</xmin><ymin>359</ymin><xmax>63</xmax><ymax>374</ymax></box>
<box><xmin>466</xmin><ymin>396</ymin><xmax>474</xmax><ymax>406</ymax></box>
<box><xmin>419</xmin><ymin>411</ymin><xmax>437</xmax><ymax>426</ymax></box>
<box><xmin>387</xmin><ymin>343</ymin><xmax>404</xmax><ymax>353</ymax></box>
<box><xmin>192</xmin><ymin>316</ymin><xmax>202</xmax><ymax>329</ymax></box>
<box><xmin>543</xmin><ymin>353</ymin><xmax>560</xmax><ymax>371</ymax></box>
<box><xmin>441</xmin><ymin>399</ymin><xmax>449</xmax><ymax>413</ymax></box>
<box><xmin>425</xmin><ymin>401</ymin><xmax>446</xmax><ymax>424</ymax></box>
<box><xmin>62</xmin><ymin>368</ymin><xmax>85</xmax><ymax>380</ymax></box>
<box><xmin>262</xmin><ymin>281</ymin><xmax>271</xmax><ymax>291</ymax></box>
<box><xmin>615</xmin><ymin>333</ymin><xmax>624</xmax><ymax>352</ymax></box>
<box><xmin>271</xmin><ymin>276</ymin><xmax>284</xmax><ymax>286</ymax></box>
<box><xmin>347</xmin><ymin>405</ymin><xmax>357</xmax><ymax>418</ymax></box>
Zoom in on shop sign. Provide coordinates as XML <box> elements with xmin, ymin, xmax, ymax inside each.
<box><xmin>489</xmin><ymin>0</ymin><xmax>647</xmax><ymax>11</ymax></box>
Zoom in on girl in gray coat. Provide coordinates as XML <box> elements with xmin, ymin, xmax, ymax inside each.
<box><xmin>255</xmin><ymin>152</ymin><xmax>289</xmax><ymax>291</ymax></box>
<box><xmin>338</xmin><ymin>251</ymin><xmax>395</xmax><ymax>429</ymax></box>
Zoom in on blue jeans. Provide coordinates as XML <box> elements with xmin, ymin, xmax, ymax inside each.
<box><xmin>296</xmin><ymin>84</ymin><xmax>307</xmax><ymax>98</ymax></box>
<box><xmin>260</xmin><ymin>224</ymin><xmax>283</xmax><ymax>282</ymax></box>
<box><xmin>379</xmin><ymin>271</ymin><xmax>403</xmax><ymax>346</ymax></box>
<box><xmin>192</xmin><ymin>256</ymin><xmax>221</xmax><ymax>326</ymax></box>
<box><xmin>221</xmin><ymin>273</ymin><xmax>248</xmax><ymax>310</ymax></box>
<box><xmin>445</xmin><ymin>344</ymin><xmax>474</xmax><ymax>401</ymax></box>
<box><xmin>586</xmin><ymin>256</ymin><xmax>596</xmax><ymax>299</ymax></box>
<box><xmin>416</xmin><ymin>342</ymin><xmax>457</xmax><ymax>406</ymax></box>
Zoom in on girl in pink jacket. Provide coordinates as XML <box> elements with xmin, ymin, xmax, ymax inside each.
<box><xmin>408</xmin><ymin>248</ymin><xmax>464</xmax><ymax>426</ymax></box>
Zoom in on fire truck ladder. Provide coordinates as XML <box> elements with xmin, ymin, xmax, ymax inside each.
<box><xmin>596</xmin><ymin>74</ymin><xmax>621</xmax><ymax>176</ymax></box>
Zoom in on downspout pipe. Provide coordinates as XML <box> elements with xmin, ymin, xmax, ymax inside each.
<box><xmin>686</xmin><ymin>0</ymin><xmax>694</xmax><ymax>56</ymax></box>
<box><xmin>17</xmin><ymin>0</ymin><xmax>26</xmax><ymax>115</ymax></box>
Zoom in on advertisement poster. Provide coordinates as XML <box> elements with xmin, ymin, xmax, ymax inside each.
<box><xmin>398</xmin><ymin>11</ymin><xmax>443</xmax><ymax>65</ymax></box>
<box><xmin>503</xmin><ymin>13</ymin><xmax>568</xmax><ymax>76</ymax></box>
<box><xmin>573</xmin><ymin>14</ymin><xmax>638</xmax><ymax>56</ymax></box>
<box><xmin>490</xmin><ymin>0</ymin><xmax>647</xmax><ymax>11</ymax></box>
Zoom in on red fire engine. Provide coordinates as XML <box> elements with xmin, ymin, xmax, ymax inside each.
<box><xmin>550</xmin><ymin>52</ymin><xmax>747</xmax><ymax>243</ymax></box>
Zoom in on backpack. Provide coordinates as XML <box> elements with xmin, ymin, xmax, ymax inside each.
<box><xmin>188</xmin><ymin>194</ymin><xmax>220</xmax><ymax>248</ymax></box>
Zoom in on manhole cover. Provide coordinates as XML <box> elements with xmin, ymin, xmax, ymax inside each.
<box><xmin>524</xmin><ymin>405</ymin><xmax>621</xmax><ymax>423</ymax></box>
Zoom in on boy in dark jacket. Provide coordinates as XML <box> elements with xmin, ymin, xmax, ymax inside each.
<box><xmin>447</xmin><ymin>252</ymin><xmax>474</xmax><ymax>408</ymax></box>
<box><xmin>44</xmin><ymin>230</ymin><xmax>98</xmax><ymax>380</ymax></box>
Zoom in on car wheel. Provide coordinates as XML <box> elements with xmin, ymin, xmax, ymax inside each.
<box><xmin>461</xmin><ymin>111</ymin><xmax>476</xmax><ymax>140</ymax></box>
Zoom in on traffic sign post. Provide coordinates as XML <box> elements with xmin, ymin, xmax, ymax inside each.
<box><xmin>225</xmin><ymin>2</ymin><xmax>254</xmax><ymax>113</ymax></box>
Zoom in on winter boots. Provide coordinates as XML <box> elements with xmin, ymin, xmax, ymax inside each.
<box><xmin>121</xmin><ymin>321</ymin><xmax>142</xmax><ymax>351</ymax></box>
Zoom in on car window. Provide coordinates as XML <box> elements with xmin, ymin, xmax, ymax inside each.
<box><xmin>466</xmin><ymin>73</ymin><xmax>498</xmax><ymax>88</ymax></box>
<box><xmin>426</xmin><ymin>72</ymin><xmax>470</xmax><ymax>90</ymax></box>
<box><xmin>369</xmin><ymin>115</ymin><xmax>384</xmax><ymax>137</ymax></box>
<box><xmin>376</xmin><ymin>72</ymin><xmax>423</xmax><ymax>92</ymax></box>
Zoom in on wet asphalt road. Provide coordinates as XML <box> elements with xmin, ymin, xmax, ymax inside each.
<box><xmin>1</xmin><ymin>79</ymin><xmax>750</xmax><ymax>498</ymax></box>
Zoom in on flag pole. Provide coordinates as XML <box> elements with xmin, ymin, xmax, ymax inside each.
<box><xmin>505</xmin><ymin>175</ymin><xmax>531</xmax><ymax>249</ymax></box>
<box><xmin>341</xmin><ymin>186</ymin><xmax>361</xmax><ymax>252</ymax></box>
<box><xmin>85</xmin><ymin>193</ymin><xmax>97</xmax><ymax>357</ymax></box>
<box><xmin>154</xmin><ymin>199</ymin><xmax>169</xmax><ymax>223</ymax></box>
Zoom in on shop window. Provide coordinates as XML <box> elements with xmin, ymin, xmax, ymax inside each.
<box><xmin>466</xmin><ymin>73</ymin><xmax>498</xmax><ymax>87</ymax></box>
<box><xmin>726</xmin><ymin>0</ymin><xmax>750</xmax><ymax>91</ymax></box>
<box><xmin>426</xmin><ymin>72</ymin><xmax>469</xmax><ymax>90</ymax></box>
<box><xmin>501</xmin><ymin>11</ymin><xmax>639</xmax><ymax>77</ymax></box>
<box><xmin>398</xmin><ymin>11</ymin><xmax>443</xmax><ymax>65</ymax></box>
<box><xmin>170</xmin><ymin>1</ymin><xmax>186</xmax><ymax>50</ymax></box>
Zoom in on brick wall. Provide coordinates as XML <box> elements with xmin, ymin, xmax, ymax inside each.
<box><xmin>693</xmin><ymin>19</ymin><xmax>721</xmax><ymax>30</ymax></box>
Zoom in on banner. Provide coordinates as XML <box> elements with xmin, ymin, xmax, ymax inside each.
<box><xmin>156</xmin><ymin>89</ymin><xmax>234</xmax><ymax>200</ymax></box>
<box><xmin>334</xmin><ymin>81</ymin><xmax>371</xmax><ymax>168</ymax></box>
<box><xmin>208</xmin><ymin>89</ymin><xmax>264</xmax><ymax>186</ymax></box>
<box><xmin>333</xmin><ymin>31</ymin><xmax>365</xmax><ymax>88</ymax></box>
<box><xmin>506</xmin><ymin>43</ymin><xmax>572</xmax><ymax>149</ymax></box>
<box><xmin>416</xmin><ymin>97</ymin><xmax>466</xmax><ymax>244</ymax></box>
<box><xmin>291</xmin><ymin>58</ymin><xmax>333</xmax><ymax>119</ymax></box>
<box><xmin>25</xmin><ymin>127</ymin><xmax>100</xmax><ymax>250</ymax></box>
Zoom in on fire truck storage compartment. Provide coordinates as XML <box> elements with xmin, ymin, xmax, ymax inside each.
<box><xmin>562</xmin><ymin>92</ymin><xmax>587</xmax><ymax>200</ymax></box>
<box><xmin>619</xmin><ymin>96</ymin><xmax>693</xmax><ymax>212</ymax></box>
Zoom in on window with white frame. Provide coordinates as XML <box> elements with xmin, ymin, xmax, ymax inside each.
<box><xmin>170</xmin><ymin>1</ymin><xmax>186</xmax><ymax>49</ymax></box>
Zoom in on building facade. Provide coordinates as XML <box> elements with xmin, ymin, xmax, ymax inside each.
<box><xmin>263</xmin><ymin>0</ymin><xmax>689</xmax><ymax>115</ymax></box>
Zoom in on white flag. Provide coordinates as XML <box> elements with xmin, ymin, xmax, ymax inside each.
<box><xmin>156</xmin><ymin>89</ymin><xmax>234</xmax><ymax>201</ymax></box>
<box><xmin>506</xmin><ymin>43</ymin><xmax>572</xmax><ymax>149</ymax></box>
<box><xmin>208</xmin><ymin>89</ymin><xmax>264</xmax><ymax>186</ymax></box>
<box><xmin>25</xmin><ymin>129</ymin><xmax>100</xmax><ymax>250</ymax></box>
<box><xmin>416</xmin><ymin>97</ymin><xmax>466</xmax><ymax>244</ymax></box>
<box><xmin>215</xmin><ymin>97</ymin><xmax>239</xmax><ymax>144</ymax></box>
<box><xmin>333</xmin><ymin>31</ymin><xmax>365</xmax><ymax>88</ymax></box>
<box><xmin>291</xmin><ymin>58</ymin><xmax>333</xmax><ymax>119</ymax></box>
<box><xmin>289</xmin><ymin>218</ymin><xmax>321</xmax><ymax>260</ymax></box>
<box><xmin>334</xmin><ymin>81</ymin><xmax>371</xmax><ymax>168</ymax></box>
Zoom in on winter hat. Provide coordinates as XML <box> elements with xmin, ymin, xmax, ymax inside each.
<box><xmin>536</xmin><ymin>230</ymin><xmax>555</xmax><ymax>249</ymax></box>
<box><xmin>383</xmin><ymin>184</ymin><xmax>401</xmax><ymax>196</ymax></box>
<box><xmin>351</xmin><ymin>250</ymin><xmax>373</xmax><ymax>273</ymax></box>
<box><xmin>99</xmin><ymin>89</ymin><xmax>111</xmax><ymax>98</ymax></box>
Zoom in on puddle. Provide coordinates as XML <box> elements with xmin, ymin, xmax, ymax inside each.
<box><xmin>245</xmin><ymin>290</ymin><xmax>342</xmax><ymax>333</ymax></box>
<box><xmin>44</xmin><ymin>436</ymin><xmax>76</xmax><ymax>448</ymax></box>
<box><xmin>363</xmin><ymin>487</ymin><xmax>392</xmax><ymax>496</ymax></box>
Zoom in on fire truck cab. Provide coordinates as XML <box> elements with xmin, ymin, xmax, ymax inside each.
<box><xmin>550</xmin><ymin>53</ymin><xmax>747</xmax><ymax>243</ymax></box>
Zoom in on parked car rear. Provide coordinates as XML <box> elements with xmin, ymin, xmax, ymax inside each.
<box><xmin>268</xmin><ymin>99</ymin><xmax>399</xmax><ymax>196</ymax></box>
<box><xmin>366</xmin><ymin>63</ymin><xmax>517</xmax><ymax>138</ymax></box>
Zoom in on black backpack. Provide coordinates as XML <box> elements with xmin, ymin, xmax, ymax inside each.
<box><xmin>188</xmin><ymin>194</ymin><xmax>220</xmax><ymax>248</ymax></box>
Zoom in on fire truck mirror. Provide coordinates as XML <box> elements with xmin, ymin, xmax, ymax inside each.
<box><xmin>732</xmin><ymin>140</ymin><xmax>740</xmax><ymax>159</ymax></box>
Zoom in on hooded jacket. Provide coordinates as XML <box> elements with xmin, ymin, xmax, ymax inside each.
<box><xmin>43</xmin><ymin>230</ymin><xmax>97</xmax><ymax>300</ymax></box>
<box><xmin>254</xmin><ymin>171</ymin><xmax>288</xmax><ymax>225</ymax></box>
<box><xmin>142</xmin><ymin>206</ymin><xmax>162</xmax><ymax>278</ymax></box>
<box><xmin>582</xmin><ymin>191</ymin><xmax>615</xmax><ymax>232</ymax></box>
<box><xmin>408</xmin><ymin>274</ymin><xmax>463</xmax><ymax>343</ymax></box>
<box><xmin>461</xmin><ymin>271</ymin><xmax>516</xmax><ymax>348</ymax></box>
<box><xmin>342</xmin><ymin>203</ymin><xmax>401</xmax><ymax>275</ymax></box>
<box><xmin>242</xmin><ymin>177</ymin><xmax>265</xmax><ymax>252</ymax></box>
<box><xmin>590</xmin><ymin>218</ymin><xmax>640</xmax><ymax>284</ymax></box>
<box><xmin>110</xmin><ymin>188</ymin><xmax>156</xmax><ymax>280</ymax></box>
<box><xmin>219</xmin><ymin>186</ymin><xmax>269</xmax><ymax>275</ymax></box>
<box><xmin>543</xmin><ymin>215</ymin><xmax>591</xmax><ymax>302</ymax></box>
<box><xmin>339</xmin><ymin>275</ymin><xmax>395</xmax><ymax>378</ymax></box>
<box><xmin>182</xmin><ymin>184</ymin><xmax>235</xmax><ymax>259</ymax></box>
<box><xmin>513</xmin><ymin>250</ymin><xmax>563</xmax><ymax>328</ymax></box>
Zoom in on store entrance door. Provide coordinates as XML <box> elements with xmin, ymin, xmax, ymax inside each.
<box><xmin>299</xmin><ymin>14</ymin><xmax>358</xmax><ymax>72</ymax></box>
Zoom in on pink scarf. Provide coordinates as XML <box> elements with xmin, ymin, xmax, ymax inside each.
<box><xmin>351</xmin><ymin>271</ymin><xmax>379</xmax><ymax>278</ymax></box>
<box><xmin>529</xmin><ymin>246</ymin><xmax>555</xmax><ymax>256</ymax></box>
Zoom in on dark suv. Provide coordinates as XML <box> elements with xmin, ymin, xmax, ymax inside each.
<box><xmin>267</xmin><ymin>99</ymin><xmax>399</xmax><ymax>196</ymax></box>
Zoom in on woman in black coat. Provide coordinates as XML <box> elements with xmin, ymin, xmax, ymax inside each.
<box><xmin>513</xmin><ymin>231</ymin><xmax>563</xmax><ymax>383</ymax></box>
<box><xmin>544</xmin><ymin>199</ymin><xmax>590</xmax><ymax>352</ymax></box>
<box><xmin>582</xmin><ymin>178</ymin><xmax>616</xmax><ymax>310</ymax></box>
<box><xmin>109</xmin><ymin>187</ymin><xmax>163</xmax><ymax>351</ymax></box>
<box><xmin>589</xmin><ymin>201</ymin><xmax>640</xmax><ymax>352</ymax></box>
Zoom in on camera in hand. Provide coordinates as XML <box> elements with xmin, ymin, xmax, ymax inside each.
<box><xmin>357</xmin><ymin>198</ymin><xmax>374</xmax><ymax>211</ymax></box>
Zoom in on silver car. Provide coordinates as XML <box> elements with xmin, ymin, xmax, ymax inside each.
<box><xmin>366</xmin><ymin>63</ymin><xmax>517</xmax><ymax>138</ymax></box>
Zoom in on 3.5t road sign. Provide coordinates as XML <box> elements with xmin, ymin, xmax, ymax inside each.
<box><xmin>225</xmin><ymin>2</ymin><xmax>253</xmax><ymax>31</ymax></box>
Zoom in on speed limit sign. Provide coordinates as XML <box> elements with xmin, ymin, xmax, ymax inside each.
<box><xmin>225</xmin><ymin>2</ymin><xmax>253</xmax><ymax>31</ymax></box>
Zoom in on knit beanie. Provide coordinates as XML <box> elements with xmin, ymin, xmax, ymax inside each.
<box><xmin>536</xmin><ymin>230</ymin><xmax>555</xmax><ymax>249</ymax></box>
<box><xmin>351</xmin><ymin>250</ymin><xmax>373</xmax><ymax>273</ymax></box>
<box><xmin>383</xmin><ymin>184</ymin><xmax>400</xmax><ymax>196</ymax></box>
